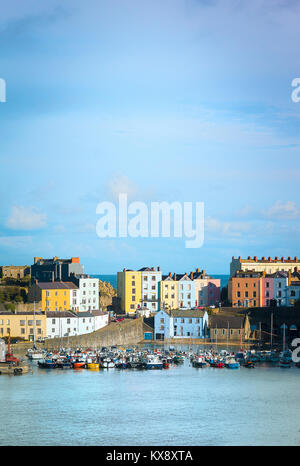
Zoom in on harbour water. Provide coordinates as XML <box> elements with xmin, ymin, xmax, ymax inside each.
<box><xmin>1</xmin><ymin>347</ymin><xmax>300</xmax><ymax>446</ymax></box>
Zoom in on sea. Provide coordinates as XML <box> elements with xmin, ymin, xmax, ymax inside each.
<box><xmin>0</xmin><ymin>352</ymin><xmax>300</xmax><ymax>446</ymax></box>
<box><xmin>92</xmin><ymin>274</ymin><xmax>230</xmax><ymax>289</ymax></box>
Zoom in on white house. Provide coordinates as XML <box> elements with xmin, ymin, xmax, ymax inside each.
<box><xmin>46</xmin><ymin>310</ymin><xmax>108</xmax><ymax>339</ymax></box>
<box><xmin>46</xmin><ymin>311</ymin><xmax>79</xmax><ymax>339</ymax></box>
<box><xmin>154</xmin><ymin>309</ymin><xmax>208</xmax><ymax>340</ymax></box>
<box><xmin>139</xmin><ymin>267</ymin><xmax>162</xmax><ymax>312</ymax></box>
<box><xmin>70</xmin><ymin>274</ymin><xmax>99</xmax><ymax>312</ymax></box>
<box><xmin>272</xmin><ymin>272</ymin><xmax>289</xmax><ymax>306</ymax></box>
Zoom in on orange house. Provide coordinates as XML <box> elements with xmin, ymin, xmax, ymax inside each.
<box><xmin>229</xmin><ymin>271</ymin><xmax>262</xmax><ymax>308</ymax></box>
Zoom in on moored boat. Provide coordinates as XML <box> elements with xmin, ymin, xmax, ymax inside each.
<box><xmin>225</xmin><ymin>357</ymin><xmax>240</xmax><ymax>369</ymax></box>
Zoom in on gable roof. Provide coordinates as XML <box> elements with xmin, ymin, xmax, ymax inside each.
<box><xmin>209</xmin><ymin>315</ymin><xmax>246</xmax><ymax>329</ymax></box>
<box><xmin>36</xmin><ymin>281</ymin><xmax>78</xmax><ymax>290</ymax></box>
<box><xmin>161</xmin><ymin>309</ymin><xmax>206</xmax><ymax>318</ymax></box>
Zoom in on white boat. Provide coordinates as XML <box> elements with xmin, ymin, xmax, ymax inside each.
<box><xmin>27</xmin><ymin>349</ymin><xmax>46</xmax><ymax>360</ymax></box>
<box><xmin>101</xmin><ymin>359</ymin><xmax>115</xmax><ymax>368</ymax></box>
<box><xmin>145</xmin><ymin>355</ymin><xmax>163</xmax><ymax>369</ymax></box>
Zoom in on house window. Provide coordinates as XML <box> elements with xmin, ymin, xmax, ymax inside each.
<box><xmin>266</xmin><ymin>282</ymin><xmax>270</xmax><ymax>288</ymax></box>
<box><xmin>20</xmin><ymin>320</ymin><xmax>25</xmax><ymax>326</ymax></box>
<box><xmin>21</xmin><ymin>328</ymin><xmax>25</xmax><ymax>334</ymax></box>
<box><xmin>52</xmin><ymin>319</ymin><xmax>55</xmax><ymax>324</ymax></box>
<box><xmin>36</xmin><ymin>320</ymin><xmax>41</xmax><ymax>326</ymax></box>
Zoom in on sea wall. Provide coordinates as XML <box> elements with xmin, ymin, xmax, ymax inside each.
<box><xmin>45</xmin><ymin>317</ymin><xmax>146</xmax><ymax>350</ymax></box>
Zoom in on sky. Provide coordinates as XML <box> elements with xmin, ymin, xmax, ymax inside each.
<box><xmin>0</xmin><ymin>0</ymin><xmax>299</xmax><ymax>275</ymax></box>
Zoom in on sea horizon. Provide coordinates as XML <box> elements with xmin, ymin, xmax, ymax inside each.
<box><xmin>92</xmin><ymin>274</ymin><xmax>230</xmax><ymax>290</ymax></box>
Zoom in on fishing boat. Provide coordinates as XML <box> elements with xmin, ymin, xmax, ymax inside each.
<box><xmin>145</xmin><ymin>354</ymin><xmax>163</xmax><ymax>370</ymax></box>
<box><xmin>224</xmin><ymin>357</ymin><xmax>240</xmax><ymax>369</ymax></box>
<box><xmin>279</xmin><ymin>358</ymin><xmax>292</xmax><ymax>368</ymax></box>
<box><xmin>243</xmin><ymin>360</ymin><xmax>255</xmax><ymax>368</ymax></box>
<box><xmin>87</xmin><ymin>362</ymin><xmax>100</xmax><ymax>370</ymax></box>
<box><xmin>73</xmin><ymin>360</ymin><xmax>86</xmax><ymax>369</ymax></box>
<box><xmin>27</xmin><ymin>347</ymin><xmax>46</xmax><ymax>360</ymax></box>
<box><xmin>115</xmin><ymin>359</ymin><xmax>128</xmax><ymax>369</ymax></box>
<box><xmin>55</xmin><ymin>358</ymin><xmax>72</xmax><ymax>369</ymax></box>
<box><xmin>209</xmin><ymin>355</ymin><xmax>224</xmax><ymax>368</ymax></box>
<box><xmin>192</xmin><ymin>355</ymin><xmax>207</xmax><ymax>368</ymax></box>
<box><xmin>38</xmin><ymin>358</ymin><xmax>58</xmax><ymax>369</ymax></box>
<box><xmin>172</xmin><ymin>353</ymin><xmax>185</xmax><ymax>364</ymax></box>
<box><xmin>101</xmin><ymin>358</ymin><xmax>115</xmax><ymax>368</ymax></box>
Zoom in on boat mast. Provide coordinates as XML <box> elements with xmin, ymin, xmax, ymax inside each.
<box><xmin>227</xmin><ymin>321</ymin><xmax>229</xmax><ymax>352</ymax></box>
<box><xmin>270</xmin><ymin>312</ymin><xmax>273</xmax><ymax>351</ymax></box>
<box><xmin>33</xmin><ymin>301</ymin><xmax>36</xmax><ymax>348</ymax></box>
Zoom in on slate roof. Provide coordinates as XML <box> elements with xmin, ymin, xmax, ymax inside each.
<box><xmin>209</xmin><ymin>315</ymin><xmax>245</xmax><ymax>329</ymax></box>
<box><xmin>36</xmin><ymin>281</ymin><xmax>78</xmax><ymax>290</ymax></box>
<box><xmin>162</xmin><ymin>309</ymin><xmax>206</xmax><ymax>318</ymax></box>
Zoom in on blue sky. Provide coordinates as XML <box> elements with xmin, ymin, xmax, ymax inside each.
<box><xmin>0</xmin><ymin>0</ymin><xmax>299</xmax><ymax>275</ymax></box>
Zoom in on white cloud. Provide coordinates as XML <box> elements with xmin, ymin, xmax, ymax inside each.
<box><xmin>264</xmin><ymin>201</ymin><xmax>300</xmax><ymax>220</ymax></box>
<box><xmin>107</xmin><ymin>173</ymin><xmax>138</xmax><ymax>201</ymax></box>
<box><xmin>6</xmin><ymin>205</ymin><xmax>47</xmax><ymax>230</ymax></box>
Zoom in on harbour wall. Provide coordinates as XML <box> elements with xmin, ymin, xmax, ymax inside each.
<box><xmin>44</xmin><ymin>317</ymin><xmax>146</xmax><ymax>350</ymax></box>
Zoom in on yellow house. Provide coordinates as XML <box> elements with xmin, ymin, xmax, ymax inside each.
<box><xmin>117</xmin><ymin>269</ymin><xmax>142</xmax><ymax>314</ymax></box>
<box><xmin>28</xmin><ymin>282</ymin><xmax>78</xmax><ymax>312</ymax></box>
<box><xmin>0</xmin><ymin>311</ymin><xmax>47</xmax><ymax>340</ymax></box>
<box><xmin>160</xmin><ymin>274</ymin><xmax>178</xmax><ymax>310</ymax></box>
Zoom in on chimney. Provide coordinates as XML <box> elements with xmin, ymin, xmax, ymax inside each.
<box><xmin>157</xmin><ymin>266</ymin><xmax>161</xmax><ymax>271</ymax></box>
<box><xmin>254</xmin><ymin>256</ymin><xmax>257</xmax><ymax>261</ymax></box>
<box><xmin>123</xmin><ymin>268</ymin><xmax>126</xmax><ymax>272</ymax></box>
<box><xmin>262</xmin><ymin>256</ymin><xmax>265</xmax><ymax>260</ymax></box>
<box><xmin>190</xmin><ymin>272</ymin><xmax>194</xmax><ymax>280</ymax></box>
<box><xmin>169</xmin><ymin>272</ymin><xmax>171</xmax><ymax>277</ymax></box>
<box><xmin>152</xmin><ymin>267</ymin><xmax>155</xmax><ymax>271</ymax></box>
<box><xmin>268</xmin><ymin>257</ymin><xmax>271</xmax><ymax>261</ymax></box>
<box><xmin>294</xmin><ymin>257</ymin><xmax>298</xmax><ymax>261</ymax></box>
<box><xmin>275</xmin><ymin>256</ymin><xmax>278</xmax><ymax>260</ymax></box>
<box><xmin>232</xmin><ymin>256</ymin><xmax>235</xmax><ymax>260</ymax></box>
<box><xmin>288</xmin><ymin>256</ymin><xmax>291</xmax><ymax>261</ymax></box>
<box><xmin>196</xmin><ymin>268</ymin><xmax>200</xmax><ymax>273</ymax></box>
<box><xmin>248</xmin><ymin>256</ymin><xmax>251</xmax><ymax>260</ymax></box>
<box><xmin>281</xmin><ymin>257</ymin><xmax>284</xmax><ymax>261</ymax></box>
<box><xmin>238</xmin><ymin>256</ymin><xmax>241</xmax><ymax>260</ymax></box>
<box><xmin>173</xmin><ymin>273</ymin><xmax>177</xmax><ymax>281</ymax></box>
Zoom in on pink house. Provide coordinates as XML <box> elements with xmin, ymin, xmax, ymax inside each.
<box><xmin>261</xmin><ymin>275</ymin><xmax>274</xmax><ymax>307</ymax></box>
<box><xmin>191</xmin><ymin>269</ymin><xmax>221</xmax><ymax>307</ymax></box>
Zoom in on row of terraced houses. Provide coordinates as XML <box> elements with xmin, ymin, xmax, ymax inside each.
<box><xmin>117</xmin><ymin>267</ymin><xmax>221</xmax><ymax>314</ymax></box>
<box><xmin>228</xmin><ymin>256</ymin><xmax>300</xmax><ymax>308</ymax></box>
